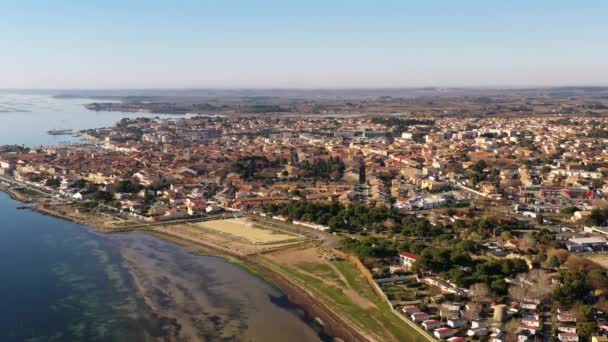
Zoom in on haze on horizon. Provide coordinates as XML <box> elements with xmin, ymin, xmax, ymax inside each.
<box><xmin>2</xmin><ymin>0</ymin><xmax>608</xmax><ymax>89</ymax></box>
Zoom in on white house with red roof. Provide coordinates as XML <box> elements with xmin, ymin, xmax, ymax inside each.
<box><xmin>522</xmin><ymin>317</ymin><xmax>541</xmax><ymax>328</ymax></box>
<box><xmin>558</xmin><ymin>313</ymin><xmax>577</xmax><ymax>323</ymax></box>
<box><xmin>447</xmin><ymin>337</ymin><xmax>466</xmax><ymax>342</ymax></box>
<box><xmin>422</xmin><ymin>319</ymin><xmax>441</xmax><ymax>330</ymax></box>
<box><xmin>434</xmin><ymin>327</ymin><xmax>455</xmax><ymax>339</ymax></box>
<box><xmin>402</xmin><ymin>306</ymin><xmax>420</xmax><ymax>314</ymax></box>
<box><xmin>399</xmin><ymin>251</ymin><xmax>421</xmax><ymax>268</ymax></box>
<box><xmin>411</xmin><ymin>312</ymin><xmax>430</xmax><ymax>322</ymax></box>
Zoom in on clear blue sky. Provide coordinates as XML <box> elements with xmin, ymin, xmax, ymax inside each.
<box><xmin>2</xmin><ymin>0</ymin><xmax>607</xmax><ymax>88</ymax></box>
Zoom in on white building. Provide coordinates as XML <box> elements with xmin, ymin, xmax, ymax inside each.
<box><xmin>399</xmin><ymin>251</ymin><xmax>421</xmax><ymax>268</ymax></box>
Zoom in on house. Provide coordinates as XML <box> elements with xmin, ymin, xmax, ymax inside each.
<box><xmin>401</xmin><ymin>306</ymin><xmax>420</xmax><ymax>315</ymax></box>
<box><xmin>557</xmin><ymin>325</ymin><xmax>577</xmax><ymax>334</ymax></box>
<box><xmin>518</xmin><ymin>329</ymin><xmax>534</xmax><ymax>341</ymax></box>
<box><xmin>399</xmin><ymin>251</ymin><xmax>421</xmax><ymax>268</ymax></box>
<box><xmin>434</xmin><ymin>327</ymin><xmax>455</xmax><ymax>339</ymax></box>
<box><xmin>491</xmin><ymin>332</ymin><xmax>506</xmax><ymax>342</ymax></box>
<box><xmin>206</xmin><ymin>204</ymin><xmax>222</xmax><ymax>213</ymax></box>
<box><xmin>0</xmin><ymin>158</ymin><xmax>15</xmax><ymax>172</ymax></box>
<box><xmin>468</xmin><ymin>327</ymin><xmax>488</xmax><ymax>337</ymax></box>
<box><xmin>447</xmin><ymin>319</ymin><xmax>467</xmax><ymax>328</ymax></box>
<box><xmin>521</xmin><ymin>302</ymin><xmax>539</xmax><ymax>310</ymax></box>
<box><xmin>518</xmin><ymin>325</ymin><xmax>537</xmax><ymax>335</ymax></box>
<box><xmin>423</xmin><ymin>277</ymin><xmax>466</xmax><ymax>295</ymax></box>
<box><xmin>522</xmin><ymin>317</ymin><xmax>541</xmax><ymax>328</ymax></box>
<box><xmin>440</xmin><ymin>303</ymin><xmax>461</xmax><ymax>319</ymax></box>
<box><xmin>411</xmin><ymin>312</ymin><xmax>430</xmax><ymax>322</ymax></box>
<box><xmin>558</xmin><ymin>313</ymin><xmax>577</xmax><ymax>323</ymax></box>
<box><xmin>72</xmin><ymin>190</ymin><xmax>95</xmax><ymax>201</ymax></box>
<box><xmin>447</xmin><ymin>337</ymin><xmax>466</xmax><ymax>342</ymax></box>
<box><xmin>598</xmin><ymin>319</ymin><xmax>608</xmax><ymax>331</ymax></box>
<box><xmin>558</xmin><ymin>332</ymin><xmax>579</xmax><ymax>341</ymax></box>
<box><xmin>471</xmin><ymin>319</ymin><xmax>489</xmax><ymax>329</ymax></box>
<box><xmin>422</xmin><ymin>320</ymin><xmax>442</xmax><ymax>330</ymax></box>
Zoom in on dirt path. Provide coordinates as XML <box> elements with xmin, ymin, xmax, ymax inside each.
<box><xmin>266</xmin><ymin>246</ymin><xmax>377</xmax><ymax>310</ymax></box>
<box><xmin>327</xmin><ymin>262</ymin><xmax>377</xmax><ymax>309</ymax></box>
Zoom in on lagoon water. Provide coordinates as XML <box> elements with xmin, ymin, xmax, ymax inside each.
<box><xmin>0</xmin><ymin>94</ymin><xmax>323</xmax><ymax>341</ymax></box>
<box><xmin>0</xmin><ymin>92</ymin><xmax>186</xmax><ymax>147</ymax></box>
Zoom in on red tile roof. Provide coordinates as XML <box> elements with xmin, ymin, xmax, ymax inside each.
<box><xmin>400</xmin><ymin>251</ymin><xmax>421</xmax><ymax>260</ymax></box>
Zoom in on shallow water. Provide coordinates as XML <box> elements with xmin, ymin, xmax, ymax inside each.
<box><xmin>0</xmin><ymin>192</ymin><xmax>323</xmax><ymax>341</ymax></box>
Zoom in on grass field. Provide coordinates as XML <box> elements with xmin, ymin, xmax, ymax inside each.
<box><xmin>194</xmin><ymin>218</ymin><xmax>300</xmax><ymax>244</ymax></box>
<box><xmin>262</xmin><ymin>249</ymin><xmax>428</xmax><ymax>342</ymax></box>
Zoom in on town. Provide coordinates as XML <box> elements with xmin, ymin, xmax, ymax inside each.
<box><xmin>3</xmin><ymin>112</ymin><xmax>608</xmax><ymax>342</ymax></box>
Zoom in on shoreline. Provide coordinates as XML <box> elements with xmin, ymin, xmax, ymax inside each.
<box><xmin>147</xmin><ymin>228</ymin><xmax>370</xmax><ymax>341</ymax></box>
<box><xmin>0</xmin><ymin>187</ymin><xmax>370</xmax><ymax>342</ymax></box>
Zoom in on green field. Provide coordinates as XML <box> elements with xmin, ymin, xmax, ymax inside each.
<box><xmin>264</xmin><ymin>258</ymin><xmax>428</xmax><ymax>341</ymax></box>
<box><xmin>380</xmin><ymin>278</ymin><xmax>427</xmax><ymax>302</ymax></box>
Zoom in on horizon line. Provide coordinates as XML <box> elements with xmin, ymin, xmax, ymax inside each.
<box><xmin>2</xmin><ymin>84</ymin><xmax>608</xmax><ymax>92</ymax></box>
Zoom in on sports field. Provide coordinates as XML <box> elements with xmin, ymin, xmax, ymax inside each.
<box><xmin>194</xmin><ymin>218</ymin><xmax>299</xmax><ymax>244</ymax></box>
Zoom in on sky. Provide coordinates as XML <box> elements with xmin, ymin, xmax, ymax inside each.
<box><xmin>1</xmin><ymin>0</ymin><xmax>608</xmax><ymax>89</ymax></box>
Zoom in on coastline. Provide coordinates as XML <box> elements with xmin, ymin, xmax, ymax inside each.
<box><xmin>0</xmin><ymin>185</ymin><xmax>31</xmax><ymax>202</ymax></box>
<box><xmin>147</xmin><ymin>229</ymin><xmax>370</xmax><ymax>341</ymax></box>
<box><xmin>0</xmin><ymin>186</ymin><xmax>370</xmax><ymax>342</ymax></box>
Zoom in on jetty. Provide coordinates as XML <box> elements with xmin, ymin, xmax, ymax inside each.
<box><xmin>47</xmin><ymin>129</ymin><xmax>74</xmax><ymax>136</ymax></box>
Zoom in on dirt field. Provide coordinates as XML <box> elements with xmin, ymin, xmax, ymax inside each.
<box><xmin>153</xmin><ymin>219</ymin><xmax>307</xmax><ymax>256</ymax></box>
<box><xmin>194</xmin><ymin>218</ymin><xmax>299</xmax><ymax>244</ymax></box>
<box><xmin>586</xmin><ymin>254</ymin><xmax>608</xmax><ymax>269</ymax></box>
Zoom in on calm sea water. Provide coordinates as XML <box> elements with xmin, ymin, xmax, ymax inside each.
<box><xmin>0</xmin><ymin>92</ymin><xmax>187</xmax><ymax>147</ymax></box>
<box><xmin>0</xmin><ymin>94</ymin><xmax>323</xmax><ymax>341</ymax></box>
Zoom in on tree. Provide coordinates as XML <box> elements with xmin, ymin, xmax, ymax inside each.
<box><xmin>470</xmin><ymin>283</ymin><xmax>491</xmax><ymax>303</ymax></box>
<box><xmin>586</xmin><ymin>269</ymin><xmax>608</xmax><ymax>295</ymax></box>
<box><xmin>508</xmin><ymin>284</ymin><xmax>527</xmax><ymax>303</ymax></box>
<box><xmin>577</xmin><ymin>321</ymin><xmax>598</xmax><ymax>339</ymax></box>
<box><xmin>508</xmin><ymin>270</ymin><xmax>552</xmax><ymax>303</ymax></box>
<box><xmin>518</xmin><ymin>233</ymin><xmax>537</xmax><ymax>253</ymax></box>
<box><xmin>500</xmin><ymin>231</ymin><xmax>512</xmax><ymax>246</ymax></box>
<box><xmin>574</xmin><ymin>303</ymin><xmax>598</xmax><ymax>339</ymax></box>
<box><xmin>72</xmin><ymin>179</ymin><xmax>87</xmax><ymax>189</ymax></box>
<box><xmin>589</xmin><ymin>208</ymin><xmax>608</xmax><ymax>226</ymax></box>
<box><xmin>560</xmin><ymin>206</ymin><xmax>579</xmax><ymax>215</ymax></box>
<box><xmin>536</xmin><ymin>213</ymin><xmax>544</xmax><ymax>225</ymax></box>
<box><xmin>504</xmin><ymin>319</ymin><xmax>521</xmax><ymax>342</ymax></box>
<box><xmin>112</xmin><ymin>180</ymin><xmax>143</xmax><ymax>194</ymax></box>
<box><xmin>490</xmin><ymin>278</ymin><xmax>508</xmax><ymax>295</ymax></box>
<box><xmin>546</xmin><ymin>255</ymin><xmax>561</xmax><ymax>269</ymax></box>
<box><xmin>45</xmin><ymin>178</ymin><xmax>61</xmax><ymax>188</ymax></box>
<box><xmin>554</xmin><ymin>271</ymin><xmax>592</xmax><ymax>305</ymax></box>
<box><xmin>94</xmin><ymin>190</ymin><xmax>113</xmax><ymax>202</ymax></box>
<box><xmin>547</xmin><ymin>248</ymin><xmax>570</xmax><ymax>264</ymax></box>
<box><xmin>525</xmin><ymin>269</ymin><xmax>553</xmax><ymax>302</ymax></box>
<box><xmin>595</xmin><ymin>297</ymin><xmax>608</xmax><ymax>312</ymax></box>
<box><xmin>327</xmin><ymin>216</ymin><xmax>341</xmax><ymax>230</ymax></box>
<box><xmin>462</xmin><ymin>302</ymin><xmax>481</xmax><ymax>322</ymax></box>
<box><xmin>478</xmin><ymin>216</ymin><xmax>497</xmax><ymax>232</ymax></box>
